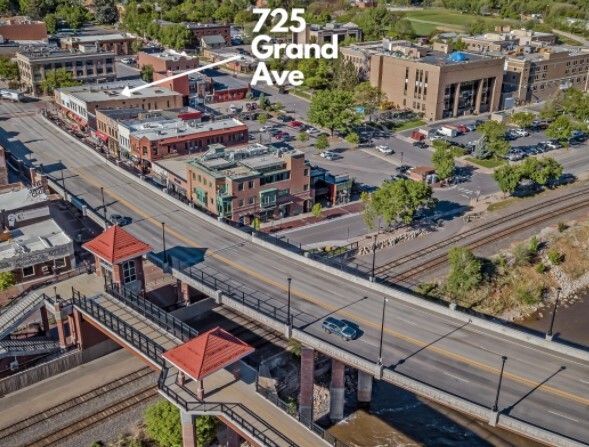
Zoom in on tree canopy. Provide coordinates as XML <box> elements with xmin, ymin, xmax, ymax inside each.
<box><xmin>362</xmin><ymin>178</ymin><xmax>437</xmax><ymax>228</ymax></box>
<box><xmin>94</xmin><ymin>0</ymin><xmax>118</xmax><ymax>24</ymax></box>
<box><xmin>509</xmin><ymin>111</ymin><xmax>535</xmax><ymax>129</ymax></box>
<box><xmin>40</xmin><ymin>68</ymin><xmax>82</xmax><ymax>94</ymax></box>
<box><xmin>308</xmin><ymin>89</ymin><xmax>361</xmax><ymax>136</ymax></box>
<box><xmin>0</xmin><ymin>56</ymin><xmax>19</xmax><ymax>80</ymax></box>
<box><xmin>493</xmin><ymin>157</ymin><xmax>563</xmax><ymax>196</ymax></box>
<box><xmin>478</xmin><ymin>120</ymin><xmax>511</xmax><ymax>157</ymax></box>
<box><xmin>545</xmin><ymin>115</ymin><xmax>573</xmax><ymax>140</ymax></box>
<box><xmin>144</xmin><ymin>400</ymin><xmax>182</xmax><ymax>447</ymax></box>
<box><xmin>431</xmin><ymin>140</ymin><xmax>455</xmax><ymax>180</ymax></box>
<box><xmin>446</xmin><ymin>247</ymin><xmax>483</xmax><ymax>297</ymax></box>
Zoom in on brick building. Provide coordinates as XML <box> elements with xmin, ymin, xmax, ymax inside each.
<box><xmin>370</xmin><ymin>46</ymin><xmax>504</xmax><ymax>121</ymax></box>
<box><xmin>137</xmin><ymin>50</ymin><xmax>199</xmax><ymax>73</ymax></box>
<box><xmin>0</xmin><ymin>147</ymin><xmax>8</xmax><ymax>187</ymax></box>
<box><xmin>128</xmin><ymin>117</ymin><xmax>248</xmax><ymax>170</ymax></box>
<box><xmin>61</xmin><ymin>33</ymin><xmax>137</xmax><ymax>56</ymax></box>
<box><xmin>154</xmin><ymin>20</ymin><xmax>231</xmax><ymax>48</ymax></box>
<box><xmin>186</xmin><ymin>144</ymin><xmax>312</xmax><ymax>223</ymax></box>
<box><xmin>55</xmin><ymin>81</ymin><xmax>183</xmax><ymax>130</ymax></box>
<box><xmin>16</xmin><ymin>46</ymin><xmax>116</xmax><ymax>96</ymax></box>
<box><xmin>502</xmin><ymin>46</ymin><xmax>589</xmax><ymax>107</ymax></box>
<box><xmin>0</xmin><ymin>17</ymin><xmax>47</xmax><ymax>42</ymax></box>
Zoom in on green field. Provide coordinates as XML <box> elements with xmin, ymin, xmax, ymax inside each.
<box><xmin>404</xmin><ymin>9</ymin><xmax>515</xmax><ymax>35</ymax></box>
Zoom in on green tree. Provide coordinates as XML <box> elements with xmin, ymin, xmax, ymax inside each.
<box><xmin>332</xmin><ymin>57</ymin><xmax>359</xmax><ymax>91</ymax></box>
<box><xmin>44</xmin><ymin>13</ymin><xmax>57</xmax><ymax>33</ymax></box>
<box><xmin>446</xmin><ymin>247</ymin><xmax>482</xmax><ymax>296</ymax></box>
<box><xmin>493</xmin><ymin>164</ymin><xmax>520</xmax><ymax>196</ymax></box>
<box><xmin>345</xmin><ymin>132</ymin><xmax>360</xmax><ymax>145</ymax></box>
<box><xmin>0</xmin><ymin>56</ymin><xmax>19</xmax><ymax>80</ymax></box>
<box><xmin>509</xmin><ymin>111</ymin><xmax>535</xmax><ymax>128</ymax></box>
<box><xmin>389</xmin><ymin>18</ymin><xmax>416</xmax><ymax>40</ymax></box>
<box><xmin>540</xmin><ymin>92</ymin><xmax>563</xmax><ymax>120</ymax></box>
<box><xmin>94</xmin><ymin>0</ymin><xmax>119</xmax><ymax>24</ymax></box>
<box><xmin>252</xmin><ymin>216</ymin><xmax>261</xmax><ymax>231</ymax></box>
<box><xmin>362</xmin><ymin>178</ymin><xmax>436</xmax><ymax>228</ymax></box>
<box><xmin>354</xmin><ymin>82</ymin><xmax>386</xmax><ymax>121</ymax></box>
<box><xmin>478</xmin><ymin>120</ymin><xmax>510</xmax><ymax>157</ymax></box>
<box><xmin>144</xmin><ymin>400</ymin><xmax>182</xmax><ymax>447</ymax></box>
<box><xmin>315</xmin><ymin>134</ymin><xmax>329</xmax><ymax>150</ymax></box>
<box><xmin>311</xmin><ymin>202</ymin><xmax>323</xmax><ymax>221</ymax></box>
<box><xmin>0</xmin><ymin>271</ymin><xmax>15</xmax><ymax>291</ymax></box>
<box><xmin>40</xmin><ymin>68</ymin><xmax>82</xmax><ymax>94</ymax></box>
<box><xmin>431</xmin><ymin>140</ymin><xmax>455</xmax><ymax>180</ymax></box>
<box><xmin>467</xmin><ymin>18</ymin><xmax>487</xmax><ymax>35</ymax></box>
<box><xmin>196</xmin><ymin>415</ymin><xmax>218</xmax><ymax>446</ymax></box>
<box><xmin>452</xmin><ymin>37</ymin><xmax>467</xmax><ymax>50</ymax></box>
<box><xmin>257</xmin><ymin>113</ymin><xmax>268</xmax><ymax>125</ymax></box>
<box><xmin>131</xmin><ymin>39</ymin><xmax>143</xmax><ymax>53</ymax></box>
<box><xmin>258</xmin><ymin>92</ymin><xmax>267</xmax><ymax>110</ymax></box>
<box><xmin>520</xmin><ymin>156</ymin><xmax>563</xmax><ymax>185</ymax></box>
<box><xmin>308</xmin><ymin>89</ymin><xmax>361</xmax><ymax>136</ymax></box>
<box><xmin>546</xmin><ymin>115</ymin><xmax>573</xmax><ymax>140</ymax></box>
<box><xmin>140</xmin><ymin>64</ymin><xmax>153</xmax><ymax>82</ymax></box>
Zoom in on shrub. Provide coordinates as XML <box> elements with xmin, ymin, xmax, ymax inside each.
<box><xmin>558</xmin><ymin>221</ymin><xmax>567</xmax><ymax>233</ymax></box>
<box><xmin>530</xmin><ymin>236</ymin><xmax>539</xmax><ymax>253</ymax></box>
<box><xmin>496</xmin><ymin>253</ymin><xmax>507</xmax><ymax>268</ymax></box>
<box><xmin>512</xmin><ymin>243</ymin><xmax>532</xmax><ymax>266</ymax></box>
<box><xmin>548</xmin><ymin>249</ymin><xmax>563</xmax><ymax>265</ymax></box>
<box><xmin>288</xmin><ymin>339</ymin><xmax>301</xmax><ymax>357</ymax></box>
<box><xmin>515</xmin><ymin>284</ymin><xmax>543</xmax><ymax>305</ymax></box>
<box><xmin>415</xmin><ymin>282</ymin><xmax>438</xmax><ymax>297</ymax></box>
<box><xmin>536</xmin><ymin>263</ymin><xmax>547</xmax><ymax>274</ymax></box>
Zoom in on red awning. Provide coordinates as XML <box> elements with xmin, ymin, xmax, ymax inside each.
<box><xmin>95</xmin><ymin>131</ymin><xmax>109</xmax><ymax>143</ymax></box>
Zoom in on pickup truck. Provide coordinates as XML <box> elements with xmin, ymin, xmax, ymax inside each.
<box><xmin>322</xmin><ymin>317</ymin><xmax>357</xmax><ymax>341</ymax></box>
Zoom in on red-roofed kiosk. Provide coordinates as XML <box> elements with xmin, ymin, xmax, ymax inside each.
<box><xmin>83</xmin><ymin>225</ymin><xmax>151</xmax><ymax>293</ymax></box>
<box><xmin>163</xmin><ymin>327</ymin><xmax>254</xmax><ymax>447</ymax></box>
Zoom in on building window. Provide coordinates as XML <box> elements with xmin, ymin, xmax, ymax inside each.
<box><xmin>238</xmin><ymin>182</ymin><xmax>244</xmax><ymax>191</ymax></box>
<box><xmin>22</xmin><ymin>266</ymin><xmax>35</xmax><ymax>277</ymax></box>
<box><xmin>122</xmin><ymin>260</ymin><xmax>136</xmax><ymax>284</ymax></box>
<box><xmin>54</xmin><ymin>258</ymin><xmax>67</xmax><ymax>268</ymax></box>
<box><xmin>248</xmin><ymin>196</ymin><xmax>255</xmax><ymax>204</ymax></box>
<box><xmin>238</xmin><ymin>199</ymin><xmax>244</xmax><ymax>206</ymax></box>
<box><xmin>248</xmin><ymin>180</ymin><xmax>254</xmax><ymax>189</ymax></box>
<box><xmin>304</xmin><ymin>184</ymin><xmax>309</xmax><ymax>191</ymax></box>
<box><xmin>304</xmin><ymin>168</ymin><xmax>309</xmax><ymax>176</ymax></box>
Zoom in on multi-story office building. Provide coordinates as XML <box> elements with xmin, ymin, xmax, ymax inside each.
<box><xmin>137</xmin><ymin>50</ymin><xmax>199</xmax><ymax>73</ymax></box>
<box><xmin>186</xmin><ymin>144</ymin><xmax>312</xmax><ymax>222</ymax></box>
<box><xmin>293</xmin><ymin>22</ymin><xmax>362</xmax><ymax>45</ymax></box>
<box><xmin>503</xmin><ymin>46</ymin><xmax>589</xmax><ymax>106</ymax></box>
<box><xmin>370</xmin><ymin>44</ymin><xmax>504</xmax><ymax>120</ymax></box>
<box><xmin>461</xmin><ymin>29</ymin><xmax>556</xmax><ymax>54</ymax></box>
<box><xmin>128</xmin><ymin>118</ymin><xmax>248</xmax><ymax>170</ymax></box>
<box><xmin>16</xmin><ymin>46</ymin><xmax>116</xmax><ymax>96</ymax></box>
<box><xmin>61</xmin><ymin>33</ymin><xmax>137</xmax><ymax>55</ymax></box>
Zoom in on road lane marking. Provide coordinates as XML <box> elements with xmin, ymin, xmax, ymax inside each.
<box><xmin>548</xmin><ymin>411</ymin><xmax>579</xmax><ymax>423</ymax></box>
<box><xmin>443</xmin><ymin>372</ymin><xmax>469</xmax><ymax>383</ymax></box>
<box><xmin>62</xmin><ymin>165</ymin><xmax>589</xmax><ymax>408</ymax></box>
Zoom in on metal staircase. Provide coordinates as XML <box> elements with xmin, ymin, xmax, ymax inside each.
<box><xmin>0</xmin><ymin>292</ymin><xmax>47</xmax><ymax>340</ymax></box>
<box><xmin>0</xmin><ymin>339</ymin><xmax>61</xmax><ymax>358</ymax></box>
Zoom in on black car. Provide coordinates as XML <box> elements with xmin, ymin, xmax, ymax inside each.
<box><xmin>413</xmin><ymin>141</ymin><xmax>428</xmax><ymax>149</ymax></box>
<box><xmin>395</xmin><ymin>165</ymin><xmax>412</xmax><ymax>173</ymax></box>
<box><xmin>109</xmin><ymin>214</ymin><xmax>132</xmax><ymax>226</ymax></box>
<box><xmin>322</xmin><ymin>317</ymin><xmax>357</xmax><ymax>341</ymax></box>
<box><xmin>277</xmin><ymin>115</ymin><xmax>294</xmax><ymax>122</ymax></box>
<box><xmin>547</xmin><ymin>173</ymin><xmax>577</xmax><ymax>188</ymax></box>
<box><xmin>449</xmin><ymin>140</ymin><xmax>465</xmax><ymax>148</ymax></box>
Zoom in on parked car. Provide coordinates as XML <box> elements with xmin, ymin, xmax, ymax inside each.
<box><xmin>547</xmin><ymin>140</ymin><xmax>562</xmax><ymax>149</ymax></box>
<box><xmin>259</xmin><ymin>125</ymin><xmax>274</xmax><ymax>133</ymax></box>
<box><xmin>395</xmin><ymin>165</ymin><xmax>412</xmax><ymax>173</ymax></box>
<box><xmin>121</xmin><ymin>58</ymin><xmax>133</xmax><ymax>64</ymax></box>
<box><xmin>413</xmin><ymin>141</ymin><xmax>428</xmax><ymax>149</ymax></box>
<box><xmin>465</xmin><ymin>123</ymin><xmax>477</xmax><ymax>132</ymax></box>
<box><xmin>277</xmin><ymin>115</ymin><xmax>293</xmax><ymax>122</ymax></box>
<box><xmin>547</xmin><ymin>173</ymin><xmax>577</xmax><ymax>188</ymax></box>
<box><xmin>110</xmin><ymin>214</ymin><xmax>132</xmax><ymax>226</ymax></box>
<box><xmin>322</xmin><ymin>317</ymin><xmax>357</xmax><ymax>341</ymax></box>
<box><xmin>513</xmin><ymin>128</ymin><xmax>530</xmax><ymax>137</ymax></box>
<box><xmin>377</xmin><ymin>145</ymin><xmax>394</xmax><ymax>154</ymax></box>
<box><xmin>289</xmin><ymin>120</ymin><xmax>303</xmax><ymax>128</ymax></box>
<box><xmin>455</xmin><ymin>125</ymin><xmax>469</xmax><ymax>133</ymax></box>
<box><xmin>320</xmin><ymin>150</ymin><xmax>336</xmax><ymax>158</ymax></box>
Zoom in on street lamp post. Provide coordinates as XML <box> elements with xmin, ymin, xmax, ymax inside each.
<box><xmin>492</xmin><ymin>356</ymin><xmax>508</xmax><ymax>415</ymax></box>
<box><xmin>286</xmin><ymin>276</ymin><xmax>292</xmax><ymax>324</ymax></box>
<box><xmin>546</xmin><ymin>287</ymin><xmax>562</xmax><ymax>341</ymax></box>
<box><xmin>378</xmin><ymin>297</ymin><xmax>388</xmax><ymax>365</ymax></box>
<box><xmin>161</xmin><ymin>222</ymin><xmax>168</xmax><ymax>267</ymax></box>
<box><xmin>370</xmin><ymin>233</ymin><xmax>378</xmax><ymax>282</ymax></box>
<box><xmin>100</xmin><ymin>187</ymin><xmax>107</xmax><ymax>227</ymax></box>
<box><xmin>59</xmin><ymin>160</ymin><xmax>67</xmax><ymax>201</ymax></box>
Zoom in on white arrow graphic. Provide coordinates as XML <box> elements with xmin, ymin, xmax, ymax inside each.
<box><xmin>121</xmin><ymin>55</ymin><xmax>242</xmax><ymax>97</ymax></box>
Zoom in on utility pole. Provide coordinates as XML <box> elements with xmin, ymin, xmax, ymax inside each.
<box><xmin>162</xmin><ymin>222</ymin><xmax>167</xmax><ymax>266</ymax></box>
<box><xmin>546</xmin><ymin>287</ymin><xmax>562</xmax><ymax>341</ymax></box>
<box><xmin>378</xmin><ymin>297</ymin><xmax>388</xmax><ymax>365</ymax></box>
<box><xmin>370</xmin><ymin>233</ymin><xmax>378</xmax><ymax>282</ymax></box>
<box><xmin>100</xmin><ymin>187</ymin><xmax>107</xmax><ymax>227</ymax></box>
<box><xmin>59</xmin><ymin>160</ymin><xmax>67</xmax><ymax>201</ymax></box>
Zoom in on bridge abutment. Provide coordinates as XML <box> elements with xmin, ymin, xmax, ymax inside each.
<box><xmin>329</xmin><ymin>358</ymin><xmax>345</xmax><ymax>422</ymax></box>
<box><xmin>357</xmin><ymin>370</ymin><xmax>373</xmax><ymax>404</ymax></box>
<box><xmin>180</xmin><ymin>410</ymin><xmax>196</xmax><ymax>447</ymax></box>
<box><xmin>299</xmin><ymin>346</ymin><xmax>315</xmax><ymax>423</ymax></box>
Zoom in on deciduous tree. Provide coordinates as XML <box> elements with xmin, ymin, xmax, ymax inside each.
<box><xmin>431</xmin><ymin>140</ymin><xmax>455</xmax><ymax>179</ymax></box>
<box><xmin>140</xmin><ymin>64</ymin><xmax>153</xmax><ymax>82</ymax></box>
<box><xmin>40</xmin><ymin>68</ymin><xmax>82</xmax><ymax>94</ymax></box>
<box><xmin>315</xmin><ymin>134</ymin><xmax>329</xmax><ymax>150</ymax></box>
<box><xmin>354</xmin><ymin>82</ymin><xmax>386</xmax><ymax>121</ymax></box>
<box><xmin>308</xmin><ymin>89</ymin><xmax>361</xmax><ymax>136</ymax></box>
<box><xmin>94</xmin><ymin>0</ymin><xmax>118</xmax><ymax>24</ymax></box>
<box><xmin>546</xmin><ymin>115</ymin><xmax>573</xmax><ymax>141</ymax></box>
<box><xmin>311</xmin><ymin>203</ymin><xmax>323</xmax><ymax>221</ymax></box>
<box><xmin>446</xmin><ymin>247</ymin><xmax>482</xmax><ymax>297</ymax></box>
<box><xmin>144</xmin><ymin>400</ymin><xmax>182</xmax><ymax>447</ymax></box>
<box><xmin>509</xmin><ymin>111</ymin><xmax>534</xmax><ymax>128</ymax></box>
<box><xmin>0</xmin><ymin>272</ymin><xmax>15</xmax><ymax>291</ymax></box>
<box><xmin>493</xmin><ymin>164</ymin><xmax>520</xmax><ymax>196</ymax></box>
<box><xmin>0</xmin><ymin>56</ymin><xmax>19</xmax><ymax>80</ymax></box>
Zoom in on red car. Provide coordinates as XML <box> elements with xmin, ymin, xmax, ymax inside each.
<box><xmin>289</xmin><ymin>120</ymin><xmax>302</xmax><ymax>128</ymax></box>
<box><xmin>455</xmin><ymin>125</ymin><xmax>469</xmax><ymax>133</ymax></box>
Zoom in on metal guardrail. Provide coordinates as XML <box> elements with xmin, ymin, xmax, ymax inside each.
<box><xmin>256</xmin><ymin>385</ymin><xmax>351</xmax><ymax>447</ymax></box>
<box><xmin>105</xmin><ymin>282</ymin><xmax>198</xmax><ymax>343</ymax></box>
<box><xmin>0</xmin><ymin>292</ymin><xmax>47</xmax><ymax>339</ymax></box>
<box><xmin>158</xmin><ymin>367</ymin><xmax>297</xmax><ymax>447</ymax></box>
<box><xmin>72</xmin><ymin>290</ymin><xmax>164</xmax><ymax>366</ymax></box>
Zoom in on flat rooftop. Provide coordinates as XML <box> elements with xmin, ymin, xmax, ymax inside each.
<box><xmin>61</xmin><ymin>82</ymin><xmax>182</xmax><ymax>103</ymax></box>
<box><xmin>17</xmin><ymin>48</ymin><xmax>114</xmax><ymax>59</ymax></box>
<box><xmin>64</xmin><ymin>33</ymin><xmax>136</xmax><ymax>43</ymax></box>
<box><xmin>154</xmin><ymin>153</ymin><xmax>198</xmax><ymax>180</ymax></box>
<box><xmin>154</xmin><ymin>20</ymin><xmax>227</xmax><ymax>30</ymax></box>
<box><xmin>0</xmin><ymin>186</ymin><xmax>47</xmax><ymax>211</ymax></box>
<box><xmin>379</xmin><ymin>49</ymin><xmax>497</xmax><ymax>66</ymax></box>
<box><xmin>0</xmin><ymin>219</ymin><xmax>71</xmax><ymax>263</ymax></box>
<box><xmin>143</xmin><ymin>50</ymin><xmax>198</xmax><ymax>61</ymax></box>
<box><xmin>190</xmin><ymin>69</ymin><xmax>248</xmax><ymax>90</ymax></box>
<box><xmin>130</xmin><ymin>118</ymin><xmax>245</xmax><ymax>141</ymax></box>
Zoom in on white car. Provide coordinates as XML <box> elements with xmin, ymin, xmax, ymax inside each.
<box><xmin>320</xmin><ymin>150</ymin><xmax>336</xmax><ymax>158</ymax></box>
<box><xmin>377</xmin><ymin>145</ymin><xmax>394</xmax><ymax>155</ymax></box>
<box><xmin>513</xmin><ymin>128</ymin><xmax>530</xmax><ymax>137</ymax></box>
<box><xmin>306</xmin><ymin>127</ymin><xmax>320</xmax><ymax>135</ymax></box>
<box><xmin>259</xmin><ymin>126</ymin><xmax>274</xmax><ymax>132</ymax></box>
<box><xmin>121</xmin><ymin>58</ymin><xmax>133</xmax><ymax>64</ymax></box>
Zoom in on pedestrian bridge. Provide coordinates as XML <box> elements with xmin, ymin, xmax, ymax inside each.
<box><xmin>70</xmin><ymin>284</ymin><xmax>343</xmax><ymax>447</ymax></box>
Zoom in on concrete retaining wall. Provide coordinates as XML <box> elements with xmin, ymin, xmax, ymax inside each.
<box><xmin>171</xmin><ymin>298</ymin><xmax>216</xmax><ymax>323</ymax></box>
<box><xmin>0</xmin><ymin>339</ymin><xmax>119</xmax><ymax>395</ymax></box>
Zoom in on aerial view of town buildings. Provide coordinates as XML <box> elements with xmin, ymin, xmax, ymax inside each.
<box><xmin>0</xmin><ymin>0</ymin><xmax>587</xmax><ymax>446</ymax></box>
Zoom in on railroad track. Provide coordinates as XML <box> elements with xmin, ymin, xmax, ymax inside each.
<box><xmin>0</xmin><ymin>367</ymin><xmax>153</xmax><ymax>443</ymax></box>
<box><xmin>22</xmin><ymin>386</ymin><xmax>158</xmax><ymax>447</ymax></box>
<box><xmin>382</xmin><ymin>191</ymin><xmax>589</xmax><ymax>284</ymax></box>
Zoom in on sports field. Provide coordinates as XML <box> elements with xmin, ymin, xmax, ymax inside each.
<box><xmin>404</xmin><ymin>9</ymin><xmax>515</xmax><ymax>35</ymax></box>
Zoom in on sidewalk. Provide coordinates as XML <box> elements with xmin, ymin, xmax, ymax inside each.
<box><xmin>260</xmin><ymin>201</ymin><xmax>364</xmax><ymax>233</ymax></box>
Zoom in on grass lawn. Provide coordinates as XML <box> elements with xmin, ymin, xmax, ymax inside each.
<box><xmin>394</xmin><ymin>119</ymin><xmax>426</xmax><ymax>132</ymax></box>
<box><xmin>487</xmin><ymin>197</ymin><xmax>523</xmax><ymax>212</ymax></box>
<box><xmin>465</xmin><ymin>157</ymin><xmax>504</xmax><ymax>169</ymax></box>
<box><xmin>404</xmin><ymin>8</ymin><xmax>514</xmax><ymax>34</ymax></box>
<box><xmin>409</xmin><ymin>21</ymin><xmax>441</xmax><ymax>35</ymax></box>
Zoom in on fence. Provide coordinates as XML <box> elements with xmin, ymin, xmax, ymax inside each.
<box><xmin>105</xmin><ymin>282</ymin><xmax>198</xmax><ymax>343</ymax></box>
<box><xmin>72</xmin><ymin>290</ymin><xmax>164</xmax><ymax>366</ymax></box>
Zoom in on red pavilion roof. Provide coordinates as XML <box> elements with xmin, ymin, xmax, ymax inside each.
<box><xmin>163</xmin><ymin>327</ymin><xmax>254</xmax><ymax>381</ymax></box>
<box><xmin>83</xmin><ymin>225</ymin><xmax>151</xmax><ymax>264</ymax></box>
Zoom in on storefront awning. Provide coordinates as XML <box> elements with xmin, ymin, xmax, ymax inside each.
<box><xmin>95</xmin><ymin>131</ymin><xmax>108</xmax><ymax>143</ymax></box>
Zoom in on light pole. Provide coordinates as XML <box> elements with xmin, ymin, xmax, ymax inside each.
<box><xmin>400</xmin><ymin>151</ymin><xmax>404</xmax><ymax>165</ymax></box>
<box><xmin>370</xmin><ymin>233</ymin><xmax>378</xmax><ymax>282</ymax></box>
<box><xmin>378</xmin><ymin>297</ymin><xmax>388</xmax><ymax>365</ymax></box>
<box><xmin>59</xmin><ymin>160</ymin><xmax>67</xmax><ymax>201</ymax></box>
<box><xmin>546</xmin><ymin>287</ymin><xmax>562</xmax><ymax>341</ymax></box>
<box><xmin>100</xmin><ymin>187</ymin><xmax>107</xmax><ymax>227</ymax></box>
<box><xmin>286</xmin><ymin>277</ymin><xmax>292</xmax><ymax>327</ymax></box>
<box><xmin>492</xmin><ymin>356</ymin><xmax>508</xmax><ymax>414</ymax></box>
<box><xmin>161</xmin><ymin>222</ymin><xmax>167</xmax><ymax>266</ymax></box>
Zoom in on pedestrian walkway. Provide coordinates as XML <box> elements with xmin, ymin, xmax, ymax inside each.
<box><xmin>0</xmin><ymin>292</ymin><xmax>46</xmax><ymax>340</ymax></box>
<box><xmin>0</xmin><ymin>338</ymin><xmax>61</xmax><ymax>359</ymax></box>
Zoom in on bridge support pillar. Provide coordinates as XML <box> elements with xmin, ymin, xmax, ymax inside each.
<box><xmin>39</xmin><ymin>305</ymin><xmax>49</xmax><ymax>335</ymax></box>
<box><xmin>488</xmin><ymin>411</ymin><xmax>499</xmax><ymax>427</ymax></box>
<box><xmin>357</xmin><ymin>370</ymin><xmax>373</xmax><ymax>404</ymax></box>
<box><xmin>329</xmin><ymin>358</ymin><xmax>345</xmax><ymax>422</ymax></box>
<box><xmin>298</xmin><ymin>346</ymin><xmax>315</xmax><ymax>424</ymax></box>
<box><xmin>177</xmin><ymin>280</ymin><xmax>191</xmax><ymax>305</ymax></box>
<box><xmin>180</xmin><ymin>410</ymin><xmax>196</xmax><ymax>447</ymax></box>
<box><xmin>53</xmin><ymin>302</ymin><xmax>68</xmax><ymax>349</ymax></box>
<box><xmin>226</xmin><ymin>425</ymin><xmax>241</xmax><ymax>447</ymax></box>
<box><xmin>73</xmin><ymin>309</ymin><xmax>84</xmax><ymax>349</ymax></box>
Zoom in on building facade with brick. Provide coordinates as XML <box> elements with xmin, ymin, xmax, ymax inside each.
<box><xmin>61</xmin><ymin>33</ymin><xmax>137</xmax><ymax>56</ymax></box>
<box><xmin>186</xmin><ymin>144</ymin><xmax>312</xmax><ymax>223</ymax></box>
<box><xmin>370</xmin><ymin>47</ymin><xmax>504</xmax><ymax>121</ymax></box>
<box><xmin>128</xmin><ymin>118</ymin><xmax>248</xmax><ymax>170</ymax></box>
<box><xmin>0</xmin><ymin>17</ymin><xmax>47</xmax><ymax>42</ymax></box>
<box><xmin>503</xmin><ymin>46</ymin><xmax>589</xmax><ymax>106</ymax></box>
<box><xmin>137</xmin><ymin>50</ymin><xmax>199</xmax><ymax>73</ymax></box>
<box><xmin>16</xmin><ymin>46</ymin><xmax>116</xmax><ymax>96</ymax></box>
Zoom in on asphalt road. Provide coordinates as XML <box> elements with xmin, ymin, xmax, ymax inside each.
<box><xmin>1</xmin><ymin>101</ymin><xmax>589</xmax><ymax>444</ymax></box>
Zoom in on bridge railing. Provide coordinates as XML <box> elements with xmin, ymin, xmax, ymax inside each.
<box><xmin>158</xmin><ymin>367</ymin><xmax>297</xmax><ymax>447</ymax></box>
<box><xmin>72</xmin><ymin>290</ymin><xmax>164</xmax><ymax>366</ymax></box>
<box><xmin>105</xmin><ymin>282</ymin><xmax>198</xmax><ymax>343</ymax></box>
<box><xmin>256</xmin><ymin>382</ymin><xmax>351</xmax><ymax>447</ymax></box>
